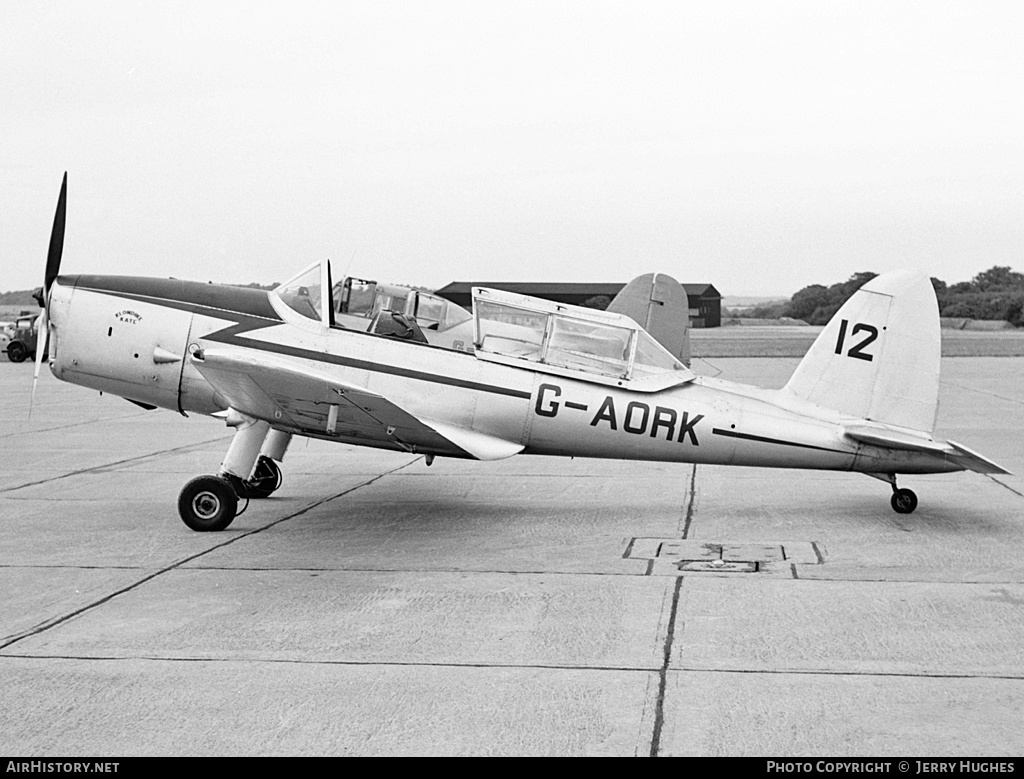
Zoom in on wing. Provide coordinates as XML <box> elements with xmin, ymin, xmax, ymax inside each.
<box><xmin>192</xmin><ymin>347</ymin><xmax>523</xmax><ymax>460</ymax></box>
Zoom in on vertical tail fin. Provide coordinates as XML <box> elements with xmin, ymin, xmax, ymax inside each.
<box><xmin>783</xmin><ymin>270</ymin><xmax>940</xmax><ymax>432</ymax></box>
<box><xmin>607</xmin><ymin>273</ymin><xmax>691</xmax><ymax>366</ymax></box>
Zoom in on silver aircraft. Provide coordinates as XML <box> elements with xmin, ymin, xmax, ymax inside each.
<box><xmin>32</xmin><ymin>175</ymin><xmax>1009</xmax><ymax>531</ymax></box>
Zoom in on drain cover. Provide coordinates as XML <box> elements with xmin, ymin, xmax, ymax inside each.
<box><xmin>678</xmin><ymin>560</ymin><xmax>757</xmax><ymax>573</ymax></box>
<box><xmin>625</xmin><ymin>538</ymin><xmax>822</xmax><ymax>576</ymax></box>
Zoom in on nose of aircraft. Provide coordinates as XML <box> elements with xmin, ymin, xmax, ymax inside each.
<box><xmin>45</xmin><ymin>279</ymin><xmax>73</xmax><ymax>360</ymax></box>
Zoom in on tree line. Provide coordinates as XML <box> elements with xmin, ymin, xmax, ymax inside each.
<box><xmin>737</xmin><ymin>266</ymin><xmax>1024</xmax><ymax>326</ymax></box>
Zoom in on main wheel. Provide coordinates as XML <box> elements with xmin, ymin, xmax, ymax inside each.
<box><xmin>891</xmin><ymin>488</ymin><xmax>918</xmax><ymax>514</ymax></box>
<box><xmin>178</xmin><ymin>475</ymin><xmax>238</xmax><ymax>531</ymax></box>
<box><xmin>240</xmin><ymin>456</ymin><xmax>282</xmax><ymax>499</ymax></box>
<box><xmin>7</xmin><ymin>342</ymin><xmax>27</xmax><ymax>363</ymax></box>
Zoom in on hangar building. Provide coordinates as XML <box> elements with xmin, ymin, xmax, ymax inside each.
<box><xmin>434</xmin><ymin>281</ymin><xmax>722</xmax><ymax>328</ymax></box>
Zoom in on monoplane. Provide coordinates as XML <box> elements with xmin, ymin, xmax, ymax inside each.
<box><xmin>32</xmin><ymin>175</ymin><xmax>1009</xmax><ymax>530</ymax></box>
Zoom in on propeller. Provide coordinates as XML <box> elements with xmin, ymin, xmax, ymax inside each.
<box><xmin>29</xmin><ymin>172</ymin><xmax>67</xmax><ymax>420</ymax></box>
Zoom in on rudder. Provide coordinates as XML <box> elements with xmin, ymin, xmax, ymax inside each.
<box><xmin>783</xmin><ymin>270</ymin><xmax>940</xmax><ymax>432</ymax></box>
<box><xmin>607</xmin><ymin>273</ymin><xmax>691</xmax><ymax>366</ymax></box>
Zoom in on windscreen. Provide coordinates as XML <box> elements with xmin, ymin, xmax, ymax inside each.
<box><xmin>275</xmin><ymin>265</ymin><xmax>322</xmax><ymax>321</ymax></box>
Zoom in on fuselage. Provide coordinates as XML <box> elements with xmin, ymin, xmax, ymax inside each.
<box><xmin>45</xmin><ymin>274</ymin><xmax>962</xmax><ymax>476</ymax></box>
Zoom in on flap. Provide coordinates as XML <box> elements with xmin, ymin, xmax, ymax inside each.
<box><xmin>422</xmin><ymin>419</ymin><xmax>523</xmax><ymax>461</ymax></box>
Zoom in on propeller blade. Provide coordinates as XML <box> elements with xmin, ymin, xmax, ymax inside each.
<box><xmin>28</xmin><ymin>309</ymin><xmax>49</xmax><ymax>421</ymax></box>
<box><xmin>44</xmin><ymin>172</ymin><xmax>67</xmax><ymax>296</ymax></box>
<box><xmin>30</xmin><ymin>172</ymin><xmax>64</xmax><ymax>421</ymax></box>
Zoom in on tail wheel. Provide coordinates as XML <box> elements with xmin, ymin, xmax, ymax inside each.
<box><xmin>891</xmin><ymin>488</ymin><xmax>918</xmax><ymax>514</ymax></box>
<box><xmin>178</xmin><ymin>475</ymin><xmax>238</xmax><ymax>531</ymax></box>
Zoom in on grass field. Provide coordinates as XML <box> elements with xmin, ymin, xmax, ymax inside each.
<box><xmin>0</xmin><ymin>305</ymin><xmax>38</xmax><ymax>320</ymax></box>
<box><xmin>691</xmin><ymin>326</ymin><xmax>1024</xmax><ymax>358</ymax></box>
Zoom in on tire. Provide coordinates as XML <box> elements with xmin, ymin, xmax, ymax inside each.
<box><xmin>178</xmin><ymin>475</ymin><xmax>238</xmax><ymax>531</ymax></box>
<box><xmin>891</xmin><ymin>488</ymin><xmax>918</xmax><ymax>514</ymax></box>
<box><xmin>7</xmin><ymin>342</ymin><xmax>27</xmax><ymax>363</ymax></box>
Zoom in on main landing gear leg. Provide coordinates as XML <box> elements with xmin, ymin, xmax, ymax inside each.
<box><xmin>243</xmin><ymin>430</ymin><xmax>291</xmax><ymax>499</ymax></box>
<box><xmin>177</xmin><ymin>411</ymin><xmax>269</xmax><ymax>531</ymax></box>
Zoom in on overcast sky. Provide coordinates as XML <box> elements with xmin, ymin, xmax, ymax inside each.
<box><xmin>2</xmin><ymin>0</ymin><xmax>1022</xmax><ymax>296</ymax></box>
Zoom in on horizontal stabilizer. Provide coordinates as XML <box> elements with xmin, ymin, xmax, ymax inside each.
<box><xmin>945</xmin><ymin>439</ymin><xmax>1012</xmax><ymax>475</ymax></box>
<box><xmin>843</xmin><ymin>424</ymin><xmax>949</xmax><ymax>455</ymax></box>
<box><xmin>844</xmin><ymin>423</ymin><xmax>1012</xmax><ymax>475</ymax></box>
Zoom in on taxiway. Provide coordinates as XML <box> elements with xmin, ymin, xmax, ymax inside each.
<box><xmin>1</xmin><ymin>352</ymin><xmax>1022</xmax><ymax>755</ymax></box>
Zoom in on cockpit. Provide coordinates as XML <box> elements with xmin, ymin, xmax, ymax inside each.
<box><xmin>335</xmin><ymin>277</ymin><xmax>470</xmax><ymax>332</ymax></box>
<box><xmin>273</xmin><ymin>260</ymin><xmax>470</xmax><ymax>337</ymax></box>
<box><xmin>272</xmin><ymin>260</ymin><xmax>694</xmax><ymax>390</ymax></box>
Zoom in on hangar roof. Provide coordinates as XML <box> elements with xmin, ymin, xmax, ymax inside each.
<box><xmin>435</xmin><ymin>281</ymin><xmax>720</xmax><ymax>300</ymax></box>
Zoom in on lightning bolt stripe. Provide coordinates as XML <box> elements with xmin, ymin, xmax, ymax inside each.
<box><xmin>712</xmin><ymin>427</ymin><xmax>849</xmax><ymax>455</ymax></box>
<box><xmin>206</xmin><ymin>328</ymin><xmax>533</xmax><ymax>399</ymax></box>
<box><xmin>69</xmin><ymin>275</ymin><xmax>532</xmax><ymax>401</ymax></box>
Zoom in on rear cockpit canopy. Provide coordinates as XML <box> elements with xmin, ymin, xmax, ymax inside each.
<box><xmin>472</xmin><ymin>287</ymin><xmax>695</xmax><ymax>390</ymax></box>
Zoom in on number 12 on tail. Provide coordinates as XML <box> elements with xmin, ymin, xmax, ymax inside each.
<box><xmin>835</xmin><ymin>319</ymin><xmax>878</xmax><ymax>362</ymax></box>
